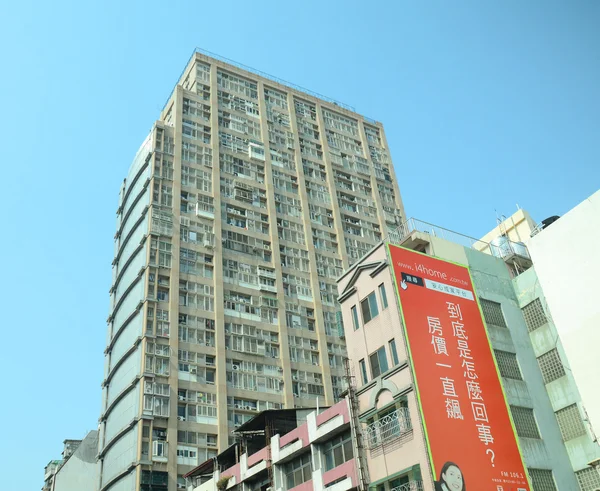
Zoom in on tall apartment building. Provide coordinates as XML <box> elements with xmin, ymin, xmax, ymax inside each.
<box><xmin>99</xmin><ymin>49</ymin><xmax>405</xmax><ymax>491</ymax></box>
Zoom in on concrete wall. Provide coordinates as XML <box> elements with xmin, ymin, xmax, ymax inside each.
<box><xmin>54</xmin><ymin>431</ymin><xmax>99</xmax><ymax>491</ymax></box>
<box><xmin>514</xmin><ymin>267</ymin><xmax>600</xmax><ymax>478</ymax></box>
<box><xmin>462</xmin><ymin>247</ymin><xmax>576</xmax><ymax>489</ymax></box>
<box><xmin>527</xmin><ymin>190</ymin><xmax>600</xmax><ymax>439</ymax></box>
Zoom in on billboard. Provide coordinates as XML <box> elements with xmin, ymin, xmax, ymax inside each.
<box><xmin>388</xmin><ymin>244</ymin><xmax>530</xmax><ymax>491</ymax></box>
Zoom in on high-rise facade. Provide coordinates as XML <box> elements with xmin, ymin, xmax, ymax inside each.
<box><xmin>99</xmin><ymin>49</ymin><xmax>405</xmax><ymax>491</ymax></box>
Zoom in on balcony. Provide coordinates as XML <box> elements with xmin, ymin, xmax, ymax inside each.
<box><xmin>391</xmin><ymin>481</ymin><xmax>424</xmax><ymax>491</ymax></box>
<box><xmin>364</xmin><ymin>407</ymin><xmax>412</xmax><ymax>448</ymax></box>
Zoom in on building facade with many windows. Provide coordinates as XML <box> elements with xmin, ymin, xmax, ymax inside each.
<box><xmin>98</xmin><ymin>50</ymin><xmax>405</xmax><ymax>491</ymax></box>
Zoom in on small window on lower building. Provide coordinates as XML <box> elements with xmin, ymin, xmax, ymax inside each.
<box><xmin>284</xmin><ymin>452</ymin><xmax>312</xmax><ymax>490</ymax></box>
<box><xmin>369</xmin><ymin>346</ymin><xmax>389</xmax><ymax>378</ymax></box>
<box><xmin>528</xmin><ymin>468</ymin><xmax>557</xmax><ymax>491</ymax></box>
<box><xmin>537</xmin><ymin>348</ymin><xmax>566</xmax><ymax>384</ymax></box>
<box><xmin>479</xmin><ymin>298</ymin><xmax>507</xmax><ymax>327</ymax></box>
<box><xmin>389</xmin><ymin>339</ymin><xmax>400</xmax><ymax>366</ymax></box>
<box><xmin>361</xmin><ymin>291</ymin><xmax>379</xmax><ymax>324</ymax></box>
<box><xmin>555</xmin><ymin>404</ymin><xmax>587</xmax><ymax>441</ymax></box>
<box><xmin>576</xmin><ymin>467</ymin><xmax>600</xmax><ymax>491</ymax></box>
<box><xmin>522</xmin><ymin>298</ymin><xmax>548</xmax><ymax>332</ymax></box>
<box><xmin>351</xmin><ymin>305</ymin><xmax>360</xmax><ymax>330</ymax></box>
<box><xmin>494</xmin><ymin>349</ymin><xmax>523</xmax><ymax>380</ymax></box>
<box><xmin>511</xmin><ymin>406</ymin><xmax>540</xmax><ymax>439</ymax></box>
<box><xmin>322</xmin><ymin>430</ymin><xmax>353</xmax><ymax>471</ymax></box>
<box><xmin>378</xmin><ymin>283</ymin><xmax>388</xmax><ymax>309</ymax></box>
<box><xmin>359</xmin><ymin>359</ymin><xmax>368</xmax><ymax>385</ymax></box>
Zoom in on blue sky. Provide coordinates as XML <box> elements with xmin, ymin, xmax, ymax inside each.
<box><xmin>1</xmin><ymin>1</ymin><xmax>599</xmax><ymax>489</ymax></box>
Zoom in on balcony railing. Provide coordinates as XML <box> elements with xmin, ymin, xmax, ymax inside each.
<box><xmin>391</xmin><ymin>481</ymin><xmax>424</xmax><ymax>491</ymax></box>
<box><xmin>387</xmin><ymin>218</ymin><xmax>531</xmax><ymax>260</ymax></box>
<box><xmin>364</xmin><ymin>407</ymin><xmax>412</xmax><ymax>448</ymax></box>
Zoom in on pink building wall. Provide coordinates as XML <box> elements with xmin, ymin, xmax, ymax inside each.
<box><xmin>337</xmin><ymin>244</ymin><xmax>435</xmax><ymax>490</ymax></box>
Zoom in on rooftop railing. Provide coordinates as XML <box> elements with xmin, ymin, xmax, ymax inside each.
<box><xmin>162</xmin><ymin>48</ymin><xmax>379</xmax><ymax>124</ymax></box>
<box><xmin>387</xmin><ymin>218</ymin><xmax>531</xmax><ymax>261</ymax></box>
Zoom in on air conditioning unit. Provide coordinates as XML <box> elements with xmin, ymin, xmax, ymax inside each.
<box><xmin>203</xmin><ymin>239</ymin><xmax>213</xmax><ymax>248</ymax></box>
<box><xmin>178</xmin><ymin>395</ymin><xmax>185</xmax><ymax>401</ymax></box>
<box><xmin>177</xmin><ymin>416</ymin><xmax>185</xmax><ymax>421</ymax></box>
<box><xmin>234</xmin><ymin>404</ymin><xmax>241</xmax><ymax>409</ymax></box>
<box><xmin>232</xmin><ymin>365</ymin><xmax>240</xmax><ymax>370</ymax></box>
<box><xmin>245</xmin><ymin>406</ymin><xmax>252</xmax><ymax>411</ymax></box>
<box><xmin>177</xmin><ymin>484</ymin><xmax>186</xmax><ymax>489</ymax></box>
<box><xmin>190</xmin><ymin>367</ymin><xmax>197</xmax><ymax>374</ymax></box>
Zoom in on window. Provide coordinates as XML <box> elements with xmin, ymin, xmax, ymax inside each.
<box><xmin>378</xmin><ymin>283</ymin><xmax>388</xmax><ymax>309</ymax></box>
<box><xmin>360</xmin><ymin>292</ymin><xmax>379</xmax><ymax>324</ymax></box>
<box><xmin>537</xmin><ymin>348</ymin><xmax>566</xmax><ymax>384</ymax></box>
<box><xmin>369</xmin><ymin>346</ymin><xmax>389</xmax><ymax>378</ymax></box>
<box><xmin>494</xmin><ymin>350</ymin><xmax>523</xmax><ymax>380</ymax></box>
<box><xmin>152</xmin><ymin>440</ymin><xmax>168</xmax><ymax>457</ymax></box>
<box><xmin>351</xmin><ymin>305</ymin><xmax>360</xmax><ymax>331</ymax></box>
<box><xmin>479</xmin><ymin>299</ymin><xmax>507</xmax><ymax>327</ymax></box>
<box><xmin>359</xmin><ymin>359</ymin><xmax>368</xmax><ymax>385</ymax></box>
<box><xmin>511</xmin><ymin>406</ymin><xmax>540</xmax><ymax>439</ymax></box>
<box><xmin>141</xmin><ymin>470</ymin><xmax>168</xmax><ymax>490</ymax></box>
<box><xmin>576</xmin><ymin>467</ymin><xmax>600</xmax><ymax>491</ymax></box>
<box><xmin>389</xmin><ymin>339</ymin><xmax>400</xmax><ymax>366</ymax></box>
<box><xmin>522</xmin><ymin>298</ymin><xmax>548</xmax><ymax>332</ymax></box>
<box><xmin>323</xmin><ymin>431</ymin><xmax>353</xmax><ymax>471</ymax></box>
<box><xmin>555</xmin><ymin>404</ymin><xmax>587</xmax><ymax>441</ymax></box>
<box><xmin>284</xmin><ymin>453</ymin><xmax>312</xmax><ymax>489</ymax></box>
<box><xmin>528</xmin><ymin>469</ymin><xmax>557</xmax><ymax>491</ymax></box>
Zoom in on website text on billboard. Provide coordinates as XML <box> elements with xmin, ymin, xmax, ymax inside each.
<box><xmin>388</xmin><ymin>244</ymin><xmax>530</xmax><ymax>491</ymax></box>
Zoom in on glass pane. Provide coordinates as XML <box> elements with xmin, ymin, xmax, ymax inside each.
<box><xmin>378</xmin><ymin>347</ymin><xmax>389</xmax><ymax>373</ymax></box>
<box><xmin>370</xmin><ymin>353</ymin><xmax>381</xmax><ymax>378</ymax></box>
<box><xmin>333</xmin><ymin>445</ymin><xmax>344</xmax><ymax>467</ymax></box>
<box><xmin>361</xmin><ymin>298</ymin><xmax>371</xmax><ymax>323</ymax></box>
<box><xmin>325</xmin><ymin>451</ymin><xmax>334</xmax><ymax>471</ymax></box>
<box><xmin>343</xmin><ymin>440</ymin><xmax>353</xmax><ymax>461</ymax></box>
<box><xmin>369</xmin><ymin>293</ymin><xmax>379</xmax><ymax>318</ymax></box>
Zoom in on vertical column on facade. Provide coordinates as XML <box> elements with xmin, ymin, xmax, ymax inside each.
<box><xmin>379</xmin><ymin>127</ymin><xmax>406</xmax><ymax>223</ymax></box>
<box><xmin>255</xmin><ymin>81</ymin><xmax>295</xmax><ymax>408</ymax></box>
<box><xmin>134</xmin><ymin>129</ymin><xmax>157</xmax><ymax>490</ymax></box>
<box><xmin>356</xmin><ymin>120</ymin><xmax>389</xmax><ymax>240</ymax></box>
<box><xmin>165</xmin><ymin>86</ymin><xmax>185</xmax><ymax>489</ymax></box>
<box><xmin>100</xmin><ymin>179</ymin><xmax>125</xmax><ymax>491</ymax></box>
<box><xmin>288</xmin><ymin>97</ymin><xmax>335</xmax><ymax>405</ymax></box>
<box><xmin>207</xmin><ymin>62</ymin><xmax>230</xmax><ymax>452</ymax></box>
<box><xmin>314</xmin><ymin>103</ymin><xmax>351</xmax><ymax>272</ymax></box>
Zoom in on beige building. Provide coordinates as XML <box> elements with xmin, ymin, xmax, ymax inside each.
<box><xmin>99</xmin><ymin>49</ymin><xmax>405</xmax><ymax>491</ymax></box>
